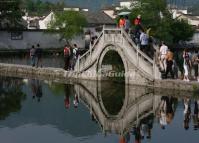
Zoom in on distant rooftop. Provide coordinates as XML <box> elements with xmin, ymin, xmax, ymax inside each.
<box><xmin>81</xmin><ymin>11</ymin><xmax>115</xmax><ymax>26</ymax></box>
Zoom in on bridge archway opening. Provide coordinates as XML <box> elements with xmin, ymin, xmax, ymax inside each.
<box><xmin>100</xmin><ymin>50</ymin><xmax>125</xmax><ymax>82</ymax></box>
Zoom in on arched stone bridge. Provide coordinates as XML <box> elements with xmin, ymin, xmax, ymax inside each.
<box><xmin>75</xmin><ymin>26</ymin><xmax>161</xmax><ymax>85</ymax></box>
<box><xmin>74</xmin><ymin>81</ymin><xmax>161</xmax><ymax>135</ymax></box>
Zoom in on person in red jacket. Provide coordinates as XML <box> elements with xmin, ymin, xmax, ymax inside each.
<box><xmin>134</xmin><ymin>15</ymin><xmax>142</xmax><ymax>42</ymax></box>
<box><xmin>134</xmin><ymin>14</ymin><xmax>141</xmax><ymax>26</ymax></box>
<box><xmin>64</xmin><ymin>45</ymin><xmax>71</xmax><ymax>70</ymax></box>
<box><xmin>119</xmin><ymin>16</ymin><xmax>125</xmax><ymax>28</ymax></box>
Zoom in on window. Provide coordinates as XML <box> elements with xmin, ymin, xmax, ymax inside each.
<box><xmin>11</xmin><ymin>31</ymin><xmax>23</xmax><ymax>40</ymax></box>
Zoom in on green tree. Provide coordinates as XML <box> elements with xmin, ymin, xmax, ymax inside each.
<box><xmin>23</xmin><ymin>0</ymin><xmax>66</xmax><ymax>16</ymax></box>
<box><xmin>48</xmin><ymin>11</ymin><xmax>87</xmax><ymax>44</ymax></box>
<box><xmin>128</xmin><ymin>0</ymin><xmax>195</xmax><ymax>44</ymax></box>
<box><xmin>171</xmin><ymin>19</ymin><xmax>195</xmax><ymax>43</ymax></box>
<box><xmin>0</xmin><ymin>0</ymin><xmax>24</xmax><ymax>29</ymax></box>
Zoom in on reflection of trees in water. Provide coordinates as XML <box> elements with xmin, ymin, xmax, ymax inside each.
<box><xmin>101</xmin><ymin>81</ymin><xmax>125</xmax><ymax>115</ymax></box>
<box><xmin>0</xmin><ymin>77</ymin><xmax>26</xmax><ymax>120</ymax></box>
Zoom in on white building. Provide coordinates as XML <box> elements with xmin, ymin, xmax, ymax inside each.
<box><xmin>39</xmin><ymin>11</ymin><xmax>54</xmax><ymax>29</ymax></box>
<box><xmin>170</xmin><ymin>8</ymin><xmax>188</xmax><ymax>19</ymax></box>
<box><xmin>177</xmin><ymin>13</ymin><xmax>199</xmax><ymax>27</ymax></box>
<box><xmin>102</xmin><ymin>6</ymin><xmax>117</xmax><ymax>19</ymax></box>
<box><xmin>119</xmin><ymin>0</ymin><xmax>132</xmax><ymax>9</ymax></box>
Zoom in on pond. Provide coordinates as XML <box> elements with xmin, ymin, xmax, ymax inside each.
<box><xmin>0</xmin><ymin>54</ymin><xmax>64</xmax><ymax>68</ymax></box>
<box><xmin>0</xmin><ymin>75</ymin><xmax>199</xmax><ymax>143</ymax></box>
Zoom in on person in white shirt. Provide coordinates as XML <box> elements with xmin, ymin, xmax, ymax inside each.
<box><xmin>159</xmin><ymin>41</ymin><xmax>168</xmax><ymax>71</ymax></box>
<box><xmin>140</xmin><ymin>30</ymin><xmax>149</xmax><ymax>54</ymax></box>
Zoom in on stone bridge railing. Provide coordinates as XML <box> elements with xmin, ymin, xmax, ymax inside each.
<box><xmin>75</xmin><ymin>25</ymin><xmax>161</xmax><ymax>81</ymax></box>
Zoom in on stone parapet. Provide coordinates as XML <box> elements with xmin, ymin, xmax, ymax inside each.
<box><xmin>0</xmin><ymin>63</ymin><xmax>199</xmax><ymax>92</ymax></box>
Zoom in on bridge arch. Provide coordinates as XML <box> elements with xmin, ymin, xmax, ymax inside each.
<box><xmin>97</xmin><ymin>43</ymin><xmax>129</xmax><ymax>83</ymax></box>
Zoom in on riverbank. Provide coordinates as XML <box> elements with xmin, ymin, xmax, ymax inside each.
<box><xmin>0</xmin><ymin>63</ymin><xmax>199</xmax><ymax>92</ymax></box>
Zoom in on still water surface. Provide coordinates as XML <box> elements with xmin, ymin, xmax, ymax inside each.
<box><xmin>0</xmin><ymin>76</ymin><xmax>199</xmax><ymax>143</ymax></box>
<box><xmin>0</xmin><ymin>55</ymin><xmax>64</xmax><ymax>68</ymax></box>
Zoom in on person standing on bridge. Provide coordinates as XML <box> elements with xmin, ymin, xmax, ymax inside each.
<box><xmin>70</xmin><ymin>44</ymin><xmax>78</xmax><ymax>70</ymax></box>
<box><xmin>140</xmin><ymin>30</ymin><xmax>149</xmax><ymax>54</ymax></box>
<box><xmin>124</xmin><ymin>16</ymin><xmax>131</xmax><ymax>33</ymax></box>
<box><xmin>183</xmin><ymin>48</ymin><xmax>191</xmax><ymax>82</ymax></box>
<box><xmin>64</xmin><ymin>45</ymin><xmax>71</xmax><ymax>70</ymax></box>
<box><xmin>192</xmin><ymin>50</ymin><xmax>199</xmax><ymax>81</ymax></box>
<box><xmin>35</xmin><ymin>44</ymin><xmax>43</xmax><ymax>68</ymax></box>
<box><xmin>119</xmin><ymin>15</ymin><xmax>125</xmax><ymax>28</ymax></box>
<box><xmin>165</xmin><ymin>49</ymin><xmax>174</xmax><ymax>79</ymax></box>
<box><xmin>30</xmin><ymin>45</ymin><xmax>36</xmax><ymax>67</ymax></box>
<box><xmin>133</xmin><ymin>15</ymin><xmax>142</xmax><ymax>43</ymax></box>
<box><xmin>159</xmin><ymin>41</ymin><xmax>168</xmax><ymax>72</ymax></box>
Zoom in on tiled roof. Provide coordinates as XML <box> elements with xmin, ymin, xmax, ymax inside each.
<box><xmin>81</xmin><ymin>11</ymin><xmax>115</xmax><ymax>26</ymax></box>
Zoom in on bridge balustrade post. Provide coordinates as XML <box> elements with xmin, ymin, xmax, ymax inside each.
<box><xmin>77</xmin><ymin>55</ymin><xmax>80</xmax><ymax>72</ymax></box>
<box><xmin>153</xmin><ymin>58</ymin><xmax>156</xmax><ymax>79</ymax></box>
<box><xmin>89</xmin><ymin>42</ymin><xmax>92</xmax><ymax>63</ymax></box>
<box><xmin>103</xmin><ymin>25</ymin><xmax>105</xmax><ymax>43</ymax></box>
<box><xmin>136</xmin><ymin>49</ymin><xmax>139</xmax><ymax>67</ymax></box>
<box><xmin>121</xmin><ymin>28</ymin><xmax>123</xmax><ymax>45</ymax></box>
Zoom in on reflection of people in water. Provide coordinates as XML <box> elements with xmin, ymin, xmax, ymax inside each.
<box><xmin>139</xmin><ymin>114</ymin><xmax>154</xmax><ymax>140</ymax></box>
<box><xmin>30</xmin><ymin>79</ymin><xmax>43</xmax><ymax>101</ymax></box>
<box><xmin>159</xmin><ymin>97</ymin><xmax>167</xmax><ymax>129</ymax></box>
<box><xmin>119</xmin><ymin>135</ymin><xmax>126</xmax><ymax>143</ymax></box>
<box><xmin>159</xmin><ymin>96</ymin><xmax>177</xmax><ymax>129</ymax></box>
<box><xmin>64</xmin><ymin>85</ymin><xmax>70</xmax><ymax>109</ymax></box>
<box><xmin>193</xmin><ymin>100</ymin><xmax>199</xmax><ymax>130</ymax></box>
<box><xmin>134</xmin><ymin>127</ymin><xmax>142</xmax><ymax>143</ymax></box>
<box><xmin>35</xmin><ymin>80</ymin><xmax>43</xmax><ymax>102</ymax></box>
<box><xmin>73</xmin><ymin>94</ymin><xmax>79</xmax><ymax>108</ymax></box>
<box><xmin>183</xmin><ymin>98</ymin><xmax>191</xmax><ymax>130</ymax></box>
<box><xmin>30</xmin><ymin>79</ymin><xmax>37</xmax><ymax>99</ymax></box>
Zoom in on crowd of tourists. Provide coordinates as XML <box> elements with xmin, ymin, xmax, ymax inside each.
<box><xmin>118</xmin><ymin>14</ymin><xmax>199</xmax><ymax>82</ymax></box>
<box><xmin>119</xmin><ymin>15</ymin><xmax>153</xmax><ymax>58</ymax></box>
<box><xmin>159</xmin><ymin>41</ymin><xmax>199</xmax><ymax>82</ymax></box>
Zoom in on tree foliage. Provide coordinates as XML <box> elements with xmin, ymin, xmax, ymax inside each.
<box><xmin>48</xmin><ymin>11</ymin><xmax>87</xmax><ymax>41</ymax></box>
<box><xmin>0</xmin><ymin>0</ymin><xmax>24</xmax><ymax>29</ymax></box>
<box><xmin>129</xmin><ymin>0</ymin><xmax>195</xmax><ymax>44</ymax></box>
<box><xmin>22</xmin><ymin>0</ymin><xmax>66</xmax><ymax>16</ymax></box>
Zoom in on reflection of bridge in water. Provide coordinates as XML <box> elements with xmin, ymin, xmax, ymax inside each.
<box><xmin>74</xmin><ymin>81</ymin><xmax>161</xmax><ymax>135</ymax></box>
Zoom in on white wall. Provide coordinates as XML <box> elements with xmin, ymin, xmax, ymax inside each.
<box><xmin>39</xmin><ymin>12</ymin><xmax>54</xmax><ymax>29</ymax></box>
<box><xmin>0</xmin><ymin>31</ymin><xmax>85</xmax><ymax>49</ymax></box>
<box><xmin>189</xmin><ymin>32</ymin><xmax>199</xmax><ymax>44</ymax></box>
<box><xmin>120</xmin><ymin>2</ymin><xmax>132</xmax><ymax>9</ymax></box>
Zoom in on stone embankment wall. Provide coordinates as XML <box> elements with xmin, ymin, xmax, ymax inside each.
<box><xmin>0</xmin><ymin>31</ymin><xmax>84</xmax><ymax>49</ymax></box>
<box><xmin>0</xmin><ymin>63</ymin><xmax>199</xmax><ymax>92</ymax></box>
